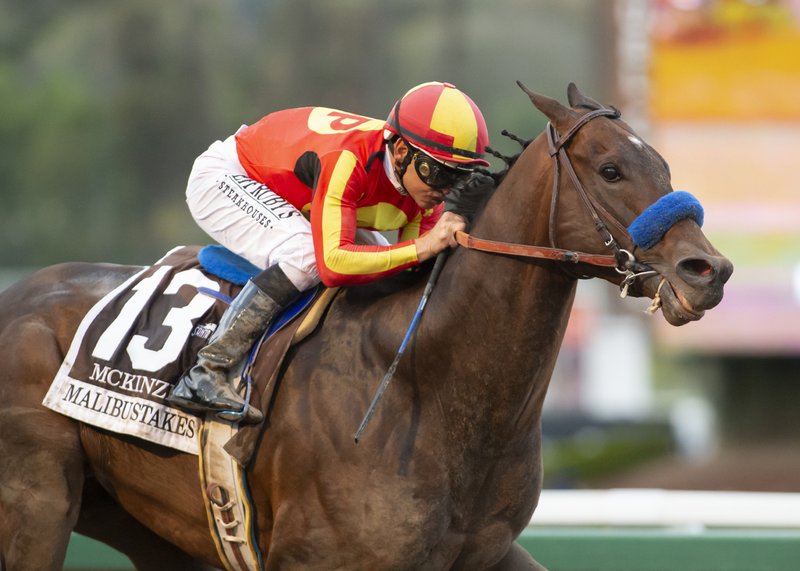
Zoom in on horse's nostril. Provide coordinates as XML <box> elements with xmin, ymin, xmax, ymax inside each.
<box><xmin>680</xmin><ymin>258</ymin><xmax>714</xmax><ymax>278</ymax></box>
<box><xmin>677</xmin><ymin>256</ymin><xmax>733</xmax><ymax>286</ymax></box>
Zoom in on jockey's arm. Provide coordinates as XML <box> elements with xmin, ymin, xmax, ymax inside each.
<box><xmin>311</xmin><ymin>151</ymin><xmax>421</xmax><ymax>287</ymax></box>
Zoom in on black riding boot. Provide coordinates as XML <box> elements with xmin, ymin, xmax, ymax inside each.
<box><xmin>167</xmin><ymin>265</ymin><xmax>302</xmax><ymax>424</ymax></box>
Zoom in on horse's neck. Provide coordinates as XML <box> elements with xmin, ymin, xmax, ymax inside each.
<box><xmin>425</xmin><ymin>147</ymin><xmax>577</xmax><ymax>437</ymax></box>
<box><xmin>452</xmin><ymin>141</ymin><xmax>575</xmax><ymax>350</ymax></box>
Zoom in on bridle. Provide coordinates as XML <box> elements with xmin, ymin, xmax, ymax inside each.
<box><xmin>455</xmin><ymin>106</ymin><xmax>657</xmax><ymax>297</ymax></box>
<box><xmin>358</xmin><ymin>107</ymin><xmax>666</xmax><ymax>441</ymax></box>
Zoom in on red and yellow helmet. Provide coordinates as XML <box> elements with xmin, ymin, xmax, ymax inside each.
<box><xmin>385</xmin><ymin>82</ymin><xmax>490</xmax><ymax>167</ymax></box>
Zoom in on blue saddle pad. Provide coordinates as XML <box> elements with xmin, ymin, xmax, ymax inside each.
<box><xmin>198</xmin><ymin>245</ymin><xmax>261</xmax><ymax>286</ymax></box>
<box><xmin>197</xmin><ymin>244</ymin><xmax>318</xmax><ymax>338</ymax></box>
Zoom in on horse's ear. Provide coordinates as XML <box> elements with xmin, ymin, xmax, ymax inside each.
<box><xmin>566</xmin><ymin>82</ymin><xmax>603</xmax><ymax>110</ymax></box>
<box><xmin>516</xmin><ymin>80</ymin><xmax>576</xmax><ymax>129</ymax></box>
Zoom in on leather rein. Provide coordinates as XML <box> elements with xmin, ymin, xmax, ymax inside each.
<box><xmin>455</xmin><ymin>107</ymin><xmax>657</xmax><ymax>295</ymax></box>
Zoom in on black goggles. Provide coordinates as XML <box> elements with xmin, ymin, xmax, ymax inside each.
<box><xmin>412</xmin><ymin>152</ymin><xmax>473</xmax><ymax>189</ymax></box>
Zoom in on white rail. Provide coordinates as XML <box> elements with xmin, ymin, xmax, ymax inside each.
<box><xmin>532</xmin><ymin>489</ymin><xmax>800</xmax><ymax>529</ymax></box>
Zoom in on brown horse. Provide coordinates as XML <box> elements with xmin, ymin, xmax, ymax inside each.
<box><xmin>0</xmin><ymin>84</ymin><xmax>732</xmax><ymax>570</ymax></box>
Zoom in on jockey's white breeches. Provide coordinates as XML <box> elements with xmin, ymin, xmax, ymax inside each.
<box><xmin>185</xmin><ymin>132</ymin><xmax>388</xmax><ymax>291</ymax></box>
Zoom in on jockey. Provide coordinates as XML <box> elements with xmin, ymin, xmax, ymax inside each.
<box><xmin>167</xmin><ymin>81</ymin><xmax>490</xmax><ymax>423</ymax></box>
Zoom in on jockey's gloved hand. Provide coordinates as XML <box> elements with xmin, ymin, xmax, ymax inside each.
<box><xmin>444</xmin><ymin>172</ymin><xmax>495</xmax><ymax>225</ymax></box>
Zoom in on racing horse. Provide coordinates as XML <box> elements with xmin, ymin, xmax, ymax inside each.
<box><xmin>0</xmin><ymin>83</ymin><xmax>732</xmax><ymax>570</ymax></box>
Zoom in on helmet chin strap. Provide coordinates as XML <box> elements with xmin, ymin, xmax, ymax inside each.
<box><xmin>387</xmin><ymin>138</ymin><xmax>413</xmax><ymax>196</ymax></box>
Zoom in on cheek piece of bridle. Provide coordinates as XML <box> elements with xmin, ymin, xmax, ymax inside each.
<box><xmin>545</xmin><ymin>108</ymin><xmax>657</xmax><ymax>295</ymax></box>
<box><xmin>455</xmin><ymin>106</ymin><xmax>703</xmax><ymax>299</ymax></box>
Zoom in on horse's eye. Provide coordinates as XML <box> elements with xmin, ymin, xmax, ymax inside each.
<box><xmin>600</xmin><ymin>164</ymin><xmax>621</xmax><ymax>182</ymax></box>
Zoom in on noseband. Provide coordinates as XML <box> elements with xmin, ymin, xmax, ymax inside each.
<box><xmin>455</xmin><ymin>106</ymin><xmax>656</xmax><ymax>296</ymax></box>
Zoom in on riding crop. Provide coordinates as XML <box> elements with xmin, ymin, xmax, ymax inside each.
<box><xmin>354</xmin><ymin>250</ymin><xmax>448</xmax><ymax>443</ymax></box>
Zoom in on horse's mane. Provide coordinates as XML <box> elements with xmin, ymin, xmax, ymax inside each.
<box><xmin>480</xmin><ymin>94</ymin><xmax>614</xmax><ymax>185</ymax></box>
<box><xmin>480</xmin><ymin>129</ymin><xmax>532</xmax><ymax>186</ymax></box>
<box><xmin>342</xmin><ymin>130</ymin><xmax>533</xmax><ymax>301</ymax></box>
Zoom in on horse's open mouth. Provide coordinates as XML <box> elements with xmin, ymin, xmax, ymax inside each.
<box><xmin>657</xmin><ymin>278</ymin><xmax>705</xmax><ymax>325</ymax></box>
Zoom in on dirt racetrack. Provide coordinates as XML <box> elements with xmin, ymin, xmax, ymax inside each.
<box><xmin>596</xmin><ymin>443</ymin><xmax>800</xmax><ymax>492</ymax></box>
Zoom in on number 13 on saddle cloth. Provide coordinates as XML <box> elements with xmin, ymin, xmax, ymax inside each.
<box><xmin>42</xmin><ymin>246</ymin><xmax>265</xmax><ymax>454</ymax></box>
